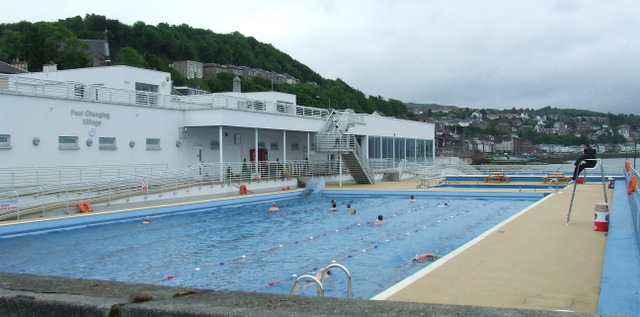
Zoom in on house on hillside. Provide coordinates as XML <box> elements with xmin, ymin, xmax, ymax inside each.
<box><xmin>0</xmin><ymin>60</ymin><xmax>28</xmax><ymax>74</ymax></box>
<box><xmin>80</xmin><ymin>39</ymin><xmax>111</xmax><ymax>67</ymax></box>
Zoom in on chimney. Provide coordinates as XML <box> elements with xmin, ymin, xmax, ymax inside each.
<box><xmin>233</xmin><ymin>75</ymin><xmax>241</xmax><ymax>92</ymax></box>
<box><xmin>43</xmin><ymin>63</ymin><xmax>58</xmax><ymax>72</ymax></box>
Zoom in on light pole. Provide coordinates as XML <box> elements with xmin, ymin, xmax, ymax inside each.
<box><xmin>316</xmin><ymin>96</ymin><xmax>330</xmax><ymax>107</ymax></box>
<box><xmin>635</xmin><ymin>139</ymin><xmax>638</xmax><ymax>169</ymax></box>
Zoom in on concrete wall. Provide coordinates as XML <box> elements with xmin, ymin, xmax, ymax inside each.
<box><xmin>1</xmin><ymin>271</ymin><xmax>583</xmax><ymax>317</ymax></box>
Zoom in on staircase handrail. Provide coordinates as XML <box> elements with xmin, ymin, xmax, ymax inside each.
<box><xmin>346</xmin><ymin>134</ymin><xmax>374</xmax><ymax>181</ymax></box>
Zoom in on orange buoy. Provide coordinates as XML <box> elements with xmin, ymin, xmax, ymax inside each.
<box><xmin>625</xmin><ymin>160</ymin><xmax>631</xmax><ymax>172</ymax></box>
<box><xmin>239</xmin><ymin>184</ymin><xmax>248</xmax><ymax>195</ymax></box>
<box><xmin>78</xmin><ymin>201</ymin><xmax>92</xmax><ymax>213</ymax></box>
<box><xmin>628</xmin><ymin>176</ymin><xmax>637</xmax><ymax>195</ymax></box>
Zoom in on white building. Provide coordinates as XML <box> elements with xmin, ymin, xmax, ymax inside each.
<box><xmin>0</xmin><ymin>65</ymin><xmax>435</xmax><ymax>184</ymax></box>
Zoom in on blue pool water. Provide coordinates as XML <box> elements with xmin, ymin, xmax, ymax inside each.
<box><xmin>0</xmin><ymin>191</ymin><xmax>541</xmax><ymax>299</ymax></box>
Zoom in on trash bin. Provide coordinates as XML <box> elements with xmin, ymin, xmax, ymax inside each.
<box><xmin>594</xmin><ymin>202</ymin><xmax>609</xmax><ymax>232</ymax></box>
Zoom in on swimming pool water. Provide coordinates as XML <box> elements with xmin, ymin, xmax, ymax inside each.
<box><xmin>0</xmin><ymin>192</ymin><xmax>539</xmax><ymax>299</ymax></box>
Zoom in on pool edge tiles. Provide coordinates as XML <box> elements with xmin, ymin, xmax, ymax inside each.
<box><xmin>0</xmin><ymin>191</ymin><xmax>302</xmax><ymax>238</ymax></box>
<box><xmin>370</xmin><ymin>191</ymin><xmax>554</xmax><ymax>301</ymax></box>
<box><xmin>323</xmin><ymin>190</ymin><xmax>547</xmax><ymax>201</ymax></box>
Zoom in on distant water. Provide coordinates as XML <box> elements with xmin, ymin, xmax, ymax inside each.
<box><xmin>546</xmin><ymin>157</ymin><xmax>633</xmax><ymax>174</ymax></box>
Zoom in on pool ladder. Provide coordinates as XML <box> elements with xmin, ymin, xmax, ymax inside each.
<box><xmin>289</xmin><ymin>263</ymin><xmax>352</xmax><ymax>298</ymax></box>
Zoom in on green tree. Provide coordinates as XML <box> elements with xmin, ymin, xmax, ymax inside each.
<box><xmin>115</xmin><ymin>46</ymin><xmax>145</xmax><ymax>67</ymax></box>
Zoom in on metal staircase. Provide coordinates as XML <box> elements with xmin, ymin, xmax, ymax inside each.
<box><xmin>314</xmin><ymin>110</ymin><xmax>374</xmax><ymax>184</ymax></box>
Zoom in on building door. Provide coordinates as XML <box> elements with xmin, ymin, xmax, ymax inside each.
<box><xmin>195</xmin><ymin>146</ymin><xmax>204</xmax><ymax>164</ymax></box>
<box><xmin>250</xmin><ymin>149</ymin><xmax>268</xmax><ymax>177</ymax></box>
<box><xmin>194</xmin><ymin>146</ymin><xmax>204</xmax><ymax>176</ymax></box>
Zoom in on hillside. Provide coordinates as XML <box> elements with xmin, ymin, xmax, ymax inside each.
<box><xmin>1</xmin><ymin>14</ymin><xmax>638</xmax><ymax>132</ymax></box>
<box><xmin>0</xmin><ymin>14</ymin><xmax>409</xmax><ymax>116</ymax></box>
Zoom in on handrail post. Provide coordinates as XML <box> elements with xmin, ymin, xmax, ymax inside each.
<box><xmin>290</xmin><ymin>275</ymin><xmax>324</xmax><ymax>297</ymax></box>
<box><xmin>107</xmin><ymin>178</ymin><xmax>112</xmax><ymax>205</ymax></box>
<box><xmin>63</xmin><ymin>183</ymin><xmax>69</xmax><ymax>214</ymax></box>
<box><xmin>13</xmin><ymin>190</ymin><xmax>20</xmax><ymax>220</ymax></box>
<box><xmin>322</xmin><ymin>263</ymin><xmax>353</xmax><ymax>298</ymax></box>
<box><xmin>40</xmin><ymin>185</ymin><xmax>45</xmax><ymax>217</ymax></box>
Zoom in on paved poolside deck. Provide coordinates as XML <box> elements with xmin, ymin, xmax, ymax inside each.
<box><xmin>326</xmin><ymin>178</ymin><xmax>613</xmax><ymax>313</ymax></box>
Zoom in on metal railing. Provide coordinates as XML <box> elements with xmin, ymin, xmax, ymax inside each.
<box><xmin>0</xmin><ymin>74</ymin><xmax>331</xmax><ymax>119</ymax></box>
<box><xmin>0</xmin><ymin>164</ymin><xmax>168</xmax><ymax>190</ymax></box>
<box><xmin>0</xmin><ymin>160</ymin><xmax>347</xmax><ymax>221</ymax></box>
<box><xmin>290</xmin><ymin>263</ymin><xmax>352</xmax><ymax>298</ymax></box>
<box><xmin>1</xmin><ymin>157</ymin><xmax>629</xmax><ymax>221</ymax></box>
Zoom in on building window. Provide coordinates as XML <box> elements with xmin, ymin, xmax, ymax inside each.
<box><xmin>0</xmin><ymin>134</ymin><xmax>10</xmax><ymax>149</ymax></box>
<box><xmin>210</xmin><ymin>140</ymin><xmax>220</xmax><ymax>150</ymax></box>
<box><xmin>291</xmin><ymin>142</ymin><xmax>299</xmax><ymax>150</ymax></box>
<box><xmin>270</xmin><ymin>142</ymin><xmax>279</xmax><ymax>150</ymax></box>
<box><xmin>59</xmin><ymin>136</ymin><xmax>79</xmax><ymax>149</ymax></box>
<box><xmin>258</xmin><ymin>142</ymin><xmax>266</xmax><ymax>149</ymax></box>
<box><xmin>99</xmin><ymin>137</ymin><xmax>117</xmax><ymax>150</ymax></box>
<box><xmin>146</xmin><ymin>138</ymin><xmax>161</xmax><ymax>150</ymax></box>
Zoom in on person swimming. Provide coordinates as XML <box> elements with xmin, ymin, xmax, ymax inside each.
<box><xmin>374</xmin><ymin>215</ymin><xmax>385</xmax><ymax>225</ymax></box>
<box><xmin>330</xmin><ymin>200</ymin><xmax>337</xmax><ymax>211</ymax></box>
<box><xmin>142</xmin><ymin>216</ymin><xmax>151</xmax><ymax>224</ymax></box>
<box><xmin>412</xmin><ymin>253</ymin><xmax>439</xmax><ymax>262</ymax></box>
<box><xmin>346</xmin><ymin>203</ymin><xmax>356</xmax><ymax>214</ymax></box>
<box><xmin>269</xmin><ymin>202</ymin><xmax>279</xmax><ymax>212</ymax></box>
<box><xmin>410</xmin><ymin>195</ymin><xmax>416</xmax><ymax>203</ymax></box>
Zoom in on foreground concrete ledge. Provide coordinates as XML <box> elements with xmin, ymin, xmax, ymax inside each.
<box><xmin>0</xmin><ymin>272</ymin><xmax>609</xmax><ymax>317</ymax></box>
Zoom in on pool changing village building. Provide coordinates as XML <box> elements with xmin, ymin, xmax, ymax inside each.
<box><xmin>0</xmin><ymin>65</ymin><xmax>435</xmax><ymax>189</ymax></box>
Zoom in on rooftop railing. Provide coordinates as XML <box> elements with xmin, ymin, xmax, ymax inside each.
<box><xmin>0</xmin><ymin>74</ymin><xmax>331</xmax><ymax>119</ymax></box>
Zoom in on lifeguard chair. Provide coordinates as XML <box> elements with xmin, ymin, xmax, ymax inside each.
<box><xmin>580</xmin><ymin>158</ymin><xmax>601</xmax><ymax>183</ymax></box>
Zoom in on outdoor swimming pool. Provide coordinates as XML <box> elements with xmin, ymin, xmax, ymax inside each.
<box><xmin>0</xmin><ymin>190</ymin><xmax>543</xmax><ymax>299</ymax></box>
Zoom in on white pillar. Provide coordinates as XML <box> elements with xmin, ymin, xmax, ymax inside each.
<box><xmin>283</xmin><ymin>130</ymin><xmax>287</xmax><ymax>163</ymax></box>
<box><xmin>219</xmin><ymin>126</ymin><xmax>224</xmax><ymax>182</ymax></box>
<box><xmin>254</xmin><ymin>128</ymin><xmax>259</xmax><ymax>174</ymax></box>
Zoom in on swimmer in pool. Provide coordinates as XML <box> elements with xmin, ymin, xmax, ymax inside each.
<box><xmin>374</xmin><ymin>215</ymin><xmax>385</xmax><ymax>225</ymax></box>
<box><xmin>412</xmin><ymin>253</ymin><xmax>439</xmax><ymax>262</ymax></box>
<box><xmin>410</xmin><ymin>195</ymin><xmax>416</xmax><ymax>203</ymax></box>
<box><xmin>346</xmin><ymin>203</ymin><xmax>356</xmax><ymax>214</ymax></box>
<box><xmin>269</xmin><ymin>202</ymin><xmax>279</xmax><ymax>212</ymax></box>
<box><xmin>330</xmin><ymin>201</ymin><xmax>337</xmax><ymax>211</ymax></box>
<box><xmin>142</xmin><ymin>216</ymin><xmax>151</xmax><ymax>224</ymax></box>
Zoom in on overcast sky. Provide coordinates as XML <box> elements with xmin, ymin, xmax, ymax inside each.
<box><xmin>2</xmin><ymin>0</ymin><xmax>639</xmax><ymax>115</ymax></box>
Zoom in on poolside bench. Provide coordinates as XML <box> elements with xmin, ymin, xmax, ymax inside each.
<box><xmin>484</xmin><ymin>172</ymin><xmax>510</xmax><ymax>183</ymax></box>
<box><xmin>542</xmin><ymin>172</ymin><xmax>570</xmax><ymax>184</ymax></box>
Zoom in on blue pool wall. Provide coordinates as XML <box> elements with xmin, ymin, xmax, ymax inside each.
<box><xmin>597</xmin><ymin>178</ymin><xmax>640</xmax><ymax>316</ymax></box>
<box><xmin>0</xmin><ymin>191</ymin><xmax>302</xmax><ymax>238</ymax></box>
<box><xmin>445</xmin><ymin>175</ymin><xmax>622</xmax><ymax>183</ymax></box>
<box><xmin>437</xmin><ymin>184</ymin><xmax>558</xmax><ymax>189</ymax></box>
<box><xmin>0</xmin><ymin>190</ymin><xmax>545</xmax><ymax>239</ymax></box>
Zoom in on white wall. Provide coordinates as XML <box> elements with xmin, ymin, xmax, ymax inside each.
<box><xmin>0</xmin><ymin>94</ymin><xmax>190</xmax><ymax>169</ymax></box>
<box><xmin>2</xmin><ymin>65</ymin><xmax>436</xmax><ymax>171</ymax></box>
<box><xmin>17</xmin><ymin>66</ymin><xmax>173</xmax><ymax>95</ymax></box>
<box><xmin>353</xmin><ymin>114</ymin><xmax>435</xmax><ymax>139</ymax></box>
